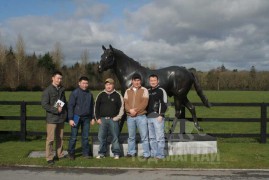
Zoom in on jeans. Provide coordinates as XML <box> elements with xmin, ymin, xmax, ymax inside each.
<box><xmin>127</xmin><ymin>115</ymin><xmax>150</xmax><ymax>157</ymax></box>
<box><xmin>98</xmin><ymin>117</ymin><xmax>121</xmax><ymax>156</ymax></box>
<box><xmin>148</xmin><ymin>117</ymin><xmax>165</xmax><ymax>158</ymax></box>
<box><xmin>68</xmin><ymin>116</ymin><xmax>90</xmax><ymax>156</ymax></box>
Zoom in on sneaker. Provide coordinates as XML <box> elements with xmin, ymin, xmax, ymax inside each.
<box><xmin>155</xmin><ymin>157</ymin><xmax>164</xmax><ymax>160</ymax></box>
<box><xmin>114</xmin><ymin>155</ymin><xmax>120</xmax><ymax>160</ymax></box>
<box><xmin>67</xmin><ymin>153</ymin><xmax>75</xmax><ymax>160</ymax></box>
<box><xmin>96</xmin><ymin>155</ymin><xmax>105</xmax><ymax>159</ymax></box>
<box><xmin>126</xmin><ymin>153</ymin><xmax>136</xmax><ymax>158</ymax></box>
<box><xmin>140</xmin><ymin>156</ymin><xmax>150</xmax><ymax>160</ymax></box>
<box><xmin>47</xmin><ymin>160</ymin><xmax>54</xmax><ymax>165</ymax></box>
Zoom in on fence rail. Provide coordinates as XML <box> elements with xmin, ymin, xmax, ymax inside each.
<box><xmin>0</xmin><ymin>101</ymin><xmax>268</xmax><ymax>143</ymax></box>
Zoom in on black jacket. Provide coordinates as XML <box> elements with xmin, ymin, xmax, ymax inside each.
<box><xmin>41</xmin><ymin>84</ymin><xmax>67</xmax><ymax>123</ymax></box>
<box><xmin>147</xmin><ymin>85</ymin><xmax>168</xmax><ymax>118</ymax></box>
<box><xmin>94</xmin><ymin>89</ymin><xmax>124</xmax><ymax>121</ymax></box>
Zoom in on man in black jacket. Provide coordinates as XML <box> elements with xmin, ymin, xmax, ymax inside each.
<box><xmin>41</xmin><ymin>71</ymin><xmax>67</xmax><ymax>165</ymax></box>
<box><xmin>147</xmin><ymin>74</ymin><xmax>168</xmax><ymax>159</ymax></box>
<box><xmin>94</xmin><ymin>78</ymin><xmax>124</xmax><ymax>159</ymax></box>
<box><xmin>67</xmin><ymin>76</ymin><xmax>95</xmax><ymax>160</ymax></box>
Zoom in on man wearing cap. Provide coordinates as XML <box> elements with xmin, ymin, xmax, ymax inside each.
<box><xmin>124</xmin><ymin>73</ymin><xmax>150</xmax><ymax>159</ymax></box>
<box><xmin>94</xmin><ymin>78</ymin><xmax>124</xmax><ymax>159</ymax></box>
<box><xmin>67</xmin><ymin>76</ymin><xmax>95</xmax><ymax>160</ymax></box>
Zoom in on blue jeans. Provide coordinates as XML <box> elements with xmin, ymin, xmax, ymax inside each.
<box><xmin>148</xmin><ymin>117</ymin><xmax>165</xmax><ymax>158</ymax></box>
<box><xmin>98</xmin><ymin>117</ymin><xmax>121</xmax><ymax>156</ymax></box>
<box><xmin>127</xmin><ymin>115</ymin><xmax>150</xmax><ymax>157</ymax></box>
<box><xmin>68</xmin><ymin>116</ymin><xmax>90</xmax><ymax>156</ymax></box>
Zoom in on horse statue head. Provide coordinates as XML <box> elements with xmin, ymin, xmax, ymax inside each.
<box><xmin>98</xmin><ymin>45</ymin><xmax>115</xmax><ymax>73</ymax></box>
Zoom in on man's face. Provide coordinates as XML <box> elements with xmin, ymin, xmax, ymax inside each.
<box><xmin>149</xmin><ymin>77</ymin><xmax>158</xmax><ymax>88</ymax></box>
<box><xmin>79</xmin><ymin>80</ymin><xmax>89</xmax><ymax>90</ymax></box>
<box><xmin>105</xmin><ymin>83</ymin><xmax>114</xmax><ymax>92</ymax></box>
<box><xmin>132</xmin><ymin>79</ymin><xmax>141</xmax><ymax>88</ymax></box>
<box><xmin>52</xmin><ymin>74</ymin><xmax>62</xmax><ymax>87</ymax></box>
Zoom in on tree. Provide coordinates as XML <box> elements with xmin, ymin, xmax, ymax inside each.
<box><xmin>249</xmin><ymin>65</ymin><xmax>256</xmax><ymax>90</ymax></box>
<box><xmin>0</xmin><ymin>42</ymin><xmax>6</xmax><ymax>86</ymax></box>
<box><xmin>51</xmin><ymin>42</ymin><xmax>64</xmax><ymax>69</ymax></box>
<box><xmin>80</xmin><ymin>49</ymin><xmax>89</xmax><ymax>76</ymax></box>
<box><xmin>14</xmin><ymin>34</ymin><xmax>25</xmax><ymax>85</ymax></box>
<box><xmin>38</xmin><ymin>53</ymin><xmax>55</xmax><ymax>88</ymax></box>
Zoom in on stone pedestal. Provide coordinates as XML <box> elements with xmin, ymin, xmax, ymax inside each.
<box><xmin>92</xmin><ymin>133</ymin><xmax>217</xmax><ymax>157</ymax></box>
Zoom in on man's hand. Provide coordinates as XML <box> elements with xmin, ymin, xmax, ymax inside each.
<box><xmin>90</xmin><ymin>119</ymin><xmax>95</xmax><ymax>125</ymax></box>
<box><xmin>157</xmin><ymin>116</ymin><xmax>163</xmax><ymax>123</ymax></box>
<box><xmin>129</xmin><ymin>109</ymin><xmax>137</xmax><ymax>117</ymax></box>
<box><xmin>97</xmin><ymin>119</ymin><xmax>102</xmax><ymax>124</ymax></box>
<box><xmin>69</xmin><ymin>120</ymin><xmax>76</xmax><ymax>127</ymax></box>
<box><xmin>57</xmin><ymin>106</ymin><xmax>62</xmax><ymax>113</ymax></box>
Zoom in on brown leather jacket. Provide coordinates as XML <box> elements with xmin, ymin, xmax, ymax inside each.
<box><xmin>124</xmin><ymin>86</ymin><xmax>149</xmax><ymax>116</ymax></box>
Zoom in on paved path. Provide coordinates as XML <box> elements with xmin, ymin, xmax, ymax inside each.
<box><xmin>1</xmin><ymin>166</ymin><xmax>269</xmax><ymax>180</ymax></box>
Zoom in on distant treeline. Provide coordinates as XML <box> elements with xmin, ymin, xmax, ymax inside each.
<box><xmin>0</xmin><ymin>36</ymin><xmax>268</xmax><ymax>91</ymax></box>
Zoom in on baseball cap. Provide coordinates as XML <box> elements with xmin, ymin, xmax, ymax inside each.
<box><xmin>105</xmin><ymin>78</ymin><xmax>115</xmax><ymax>84</ymax></box>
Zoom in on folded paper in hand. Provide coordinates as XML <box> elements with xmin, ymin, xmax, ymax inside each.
<box><xmin>54</xmin><ymin>99</ymin><xmax>65</xmax><ymax>108</ymax></box>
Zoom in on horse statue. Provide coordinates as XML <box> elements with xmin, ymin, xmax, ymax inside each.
<box><xmin>98</xmin><ymin>45</ymin><xmax>211</xmax><ymax>132</ymax></box>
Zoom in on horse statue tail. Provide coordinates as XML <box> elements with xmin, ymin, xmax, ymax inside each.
<box><xmin>192</xmin><ymin>72</ymin><xmax>212</xmax><ymax>108</ymax></box>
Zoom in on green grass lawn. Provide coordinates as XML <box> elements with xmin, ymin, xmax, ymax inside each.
<box><xmin>0</xmin><ymin>90</ymin><xmax>269</xmax><ymax>168</ymax></box>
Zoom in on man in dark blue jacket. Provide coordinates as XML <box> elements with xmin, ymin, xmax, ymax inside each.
<box><xmin>67</xmin><ymin>76</ymin><xmax>95</xmax><ymax>160</ymax></box>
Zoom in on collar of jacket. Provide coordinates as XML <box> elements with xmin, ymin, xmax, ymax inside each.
<box><xmin>51</xmin><ymin>84</ymin><xmax>64</xmax><ymax>91</ymax></box>
<box><xmin>129</xmin><ymin>85</ymin><xmax>142</xmax><ymax>91</ymax></box>
<box><xmin>104</xmin><ymin>89</ymin><xmax>115</xmax><ymax>94</ymax></box>
<box><xmin>149</xmin><ymin>85</ymin><xmax>160</xmax><ymax>91</ymax></box>
<box><xmin>78</xmin><ymin>87</ymin><xmax>89</xmax><ymax>93</ymax></box>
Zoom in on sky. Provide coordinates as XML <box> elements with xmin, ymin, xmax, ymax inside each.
<box><xmin>0</xmin><ymin>0</ymin><xmax>269</xmax><ymax>71</ymax></box>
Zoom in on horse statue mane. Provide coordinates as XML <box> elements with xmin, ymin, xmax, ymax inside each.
<box><xmin>98</xmin><ymin>44</ymin><xmax>211</xmax><ymax>132</ymax></box>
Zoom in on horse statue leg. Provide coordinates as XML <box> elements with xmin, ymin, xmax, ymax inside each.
<box><xmin>183</xmin><ymin>98</ymin><xmax>203</xmax><ymax>132</ymax></box>
<box><xmin>168</xmin><ymin>96</ymin><xmax>183</xmax><ymax>134</ymax></box>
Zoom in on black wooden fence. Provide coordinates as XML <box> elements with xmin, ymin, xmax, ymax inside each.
<box><xmin>0</xmin><ymin>101</ymin><xmax>268</xmax><ymax>143</ymax></box>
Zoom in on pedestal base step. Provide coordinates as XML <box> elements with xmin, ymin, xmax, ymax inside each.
<box><xmin>92</xmin><ymin>134</ymin><xmax>217</xmax><ymax>157</ymax></box>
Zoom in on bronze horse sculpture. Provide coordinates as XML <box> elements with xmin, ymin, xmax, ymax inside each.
<box><xmin>98</xmin><ymin>45</ymin><xmax>211</xmax><ymax>132</ymax></box>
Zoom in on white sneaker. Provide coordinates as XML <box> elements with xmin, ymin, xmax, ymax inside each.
<box><xmin>114</xmin><ymin>155</ymin><xmax>119</xmax><ymax>159</ymax></box>
<box><xmin>96</xmin><ymin>155</ymin><xmax>105</xmax><ymax>159</ymax></box>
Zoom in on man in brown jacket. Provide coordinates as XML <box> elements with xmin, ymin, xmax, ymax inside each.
<box><xmin>124</xmin><ymin>73</ymin><xmax>150</xmax><ymax>159</ymax></box>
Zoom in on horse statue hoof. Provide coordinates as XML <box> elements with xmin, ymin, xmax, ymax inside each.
<box><xmin>194</xmin><ymin>123</ymin><xmax>203</xmax><ymax>132</ymax></box>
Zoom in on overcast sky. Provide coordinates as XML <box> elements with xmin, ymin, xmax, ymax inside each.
<box><xmin>0</xmin><ymin>0</ymin><xmax>269</xmax><ymax>71</ymax></box>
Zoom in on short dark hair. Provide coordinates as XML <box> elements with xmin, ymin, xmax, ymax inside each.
<box><xmin>52</xmin><ymin>70</ymin><xmax>62</xmax><ymax>77</ymax></box>
<box><xmin>132</xmin><ymin>73</ymin><xmax>141</xmax><ymax>80</ymax></box>
<box><xmin>79</xmin><ymin>76</ymin><xmax>89</xmax><ymax>82</ymax></box>
<box><xmin>149</xmin><ymin>74</ymin><xmax>158</xmax><ymax>80</ymax></box>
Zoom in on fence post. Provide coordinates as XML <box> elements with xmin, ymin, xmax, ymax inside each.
<box><xmin>180</xmin><ymin>106</ymin><xmax>186</xmax><ymax>134</ymax></box>
<box><xmin>20</xmin><ymin>101</ymin><xmax>26</xmax><ymax>142</ymax></box>
<box><xmin>260</xmin><ymin>103</ymin><xmax>267</xmax><ymax>144</ymax></box>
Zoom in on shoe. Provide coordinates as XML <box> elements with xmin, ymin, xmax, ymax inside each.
<box><xmin>47</xmin><ymin>160</ymin><xmax>54</xmax><ymax>165</ymax></box>
<box><xmin>114</xmin><ymin>155</ymin><xmax>120</xmax><ymax>160</ymax></box>
<box><xmin>126</xmin><ymin>153</ymin><xmax>136</xmax><ymax>158</ymax></box>
<box><xmin>67</xmin><ymin>153</ymin><xmax>75</xmax><ymax>160</ymax></box>
<box><xmin>54</xmin><ymin>155</ymin><xmax>66</xmax><ymax>161</ymax></box>
<box><xmin>96</xmin><ymin>155</ymin><xmax>105</xmax><ymax>159</ymax></box>
<box><xmin>140</xmin><ymin>156</ymin><xmax>150</xmax><ymax>160</ymax></box>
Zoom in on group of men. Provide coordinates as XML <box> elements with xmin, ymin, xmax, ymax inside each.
<box><xmin>41</xmin><ymin>71</ymin><xmax>167</xmax><ymax>165</ymax></box>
